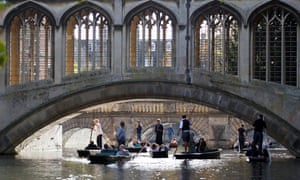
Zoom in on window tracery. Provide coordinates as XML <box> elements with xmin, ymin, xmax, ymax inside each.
<box><xmin>194</xmin><ymin>7</ymin><xmax>238</xmax><ymax>75</ymax></box>
<box><xmin>253</xmin><ymin>6</ymin><xmax>297</xmax><ymax>86</ymax></box>
<box><xmin>129</xmin><ymin>8</ymin><xmax>175</xmax><ymax>67</ymax></box>
<box><xmin>9</xmin><ymin>8</ymin><xmax>53</xmax><ymax>85</ymax></box>
<box><xmin>65</xmin><ymin>8</ymin><xmax>111</xmax><ymax>75</ymax></box>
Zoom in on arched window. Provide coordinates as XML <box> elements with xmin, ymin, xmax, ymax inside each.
<box><xmin>129</xmin><ymin>8</ymin><xmax>175</xmax><ymax>67</ymax></box>
<box><xmin>65</xmin><ymin>8</ymin><xmax>111</xmax><ymax>75</ymax></box>
<box><xmin>253</xmin><ymin>6</ymin><xmax>297</xmax><ymax>86</ymax></box>
<box><xmin>9</xmin><ymin>8</ymin><xmax>54</xmax><ymax>85</ymax></box>
<box><xmin>194</xmin><ymin>7</ymin><xmax>239</xmax><ymax>75</ymax></box>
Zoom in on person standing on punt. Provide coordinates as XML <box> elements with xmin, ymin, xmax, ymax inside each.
<box><xmin>167</xmin><ymin>124</ymin><xmax>175</xmax><ymax>142</ymax></box>
<box><xmin>136</xmin><ymin>120</ymin><xmax>143</xmax><ymax>142</ymax></box>
<box><xmin>155</xmin><ymin>119</ymin><xmax>164</xmax><ymax>145</ymax></box>
<box><xmin>116</xmin><ymin>121</ymin><xmax>126</xmax><ymax>147</ymax></box>
<box><xmin>252</xmin><ymin>114</ymin><xmax>267</xmax><ymax>156</ymax></box>
<box><xmin>92</xmin><ymin>119</ymin><xmax>103</xmax><ymax>149</ymax></box>
<box><xmin>238</xmin><ymin>124</ymin><xmax>246</xmax><ymax>151</ymax></box>
<box><xmin>178</xmin><ymin>115</ymin><xmax>192</xmax><ymax>152</ymax></box>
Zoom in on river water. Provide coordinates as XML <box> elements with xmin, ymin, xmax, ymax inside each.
<box><xmin>0</xmin><ymin>148</ymin><xmax>299</xmax><ymax>180</ymax></box>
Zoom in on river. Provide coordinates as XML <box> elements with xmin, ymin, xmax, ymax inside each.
<box><xmin>0</xmin><ymin>148</ymin><xmax>299</xmax><ymax>180</ymax></box>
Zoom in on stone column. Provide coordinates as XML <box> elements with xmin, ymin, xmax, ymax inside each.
<box><xmin>298</xmin><ymin>24</ymin><xmax>300</xmax><ymax>87</ymax></box>
<box><xmin>176</xmin><ymin>0</ymin><xmax>188</xmax><ymax>75</ymax></box>
<box><xmin>54</xmin><ymin>27</ymin><xmax>63</xmax><ymax>84</ymax></box>
<box><xmin>112</xmin><ymin>0</ymin><xmax>123</xmax><ymax>74</ymax></box>
<box><xmin>239</xmin><ymin>25</ymin><xmax>250</xmax><ymax>82</ymax></box>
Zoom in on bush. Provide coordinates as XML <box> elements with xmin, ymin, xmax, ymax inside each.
<box><xmin>0</xmin><ymin>41</ymin><xmax>8</xmax><ymax>66</ymax></box>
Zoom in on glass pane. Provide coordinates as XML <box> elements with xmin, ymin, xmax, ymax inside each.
<box><xmin>194</xmin><ymin>8</ymin><xmax>238</xmax><ymax>75</ymax></box>
<box><xmin>65</xmin><ymin>9</ymin><xmax>110</xmax><ymax>75</ymax></box>
<box><xmin>9</xmin><ymin>9</ymin><xmax>53</xmax><ymax>85</ymax></box>
<box><xmin>129</xmin><ymin>8</ymin><xmax>174</xmax><ymax>67</ymax></box>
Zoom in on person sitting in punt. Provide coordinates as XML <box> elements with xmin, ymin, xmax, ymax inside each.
<box><xmin>247</xmin><ymin>144</ymin><xmax>269</xmax><ymax>158</ymax></box>
<box><xmin>102</xmin><ymin>143</ymin><xmax>113</xmax><ymax>150</ymax></box>
<box><xmin>150</xmin><ymin>143</ymin><xmax>159</xmax><ymax>152</ymax></box>
<box><xmin>262</xmin><ymin>148</ymin><xmax>269</xmax><ymax>158</ymax></box>
<box><xmin>159</xmin><ymin>144</ymin><xmax>169</xmax><ymax>152</ymax></box>
<box><xmin>134</xmin><ymin>140</ymin><xmax>142</xmax><ymax>148</ymax></box>
<box><xmin>127</xmin><ymin>138</ymin><xmax>135</xmax><ymax>148</ymax></box>
<box><xmin>141</xmin><ymin>139</ymin><xmax>151</xmax><ymax>147</ymax></box>
<box><xmin>99</xmin><ymin>143</ymin><xmax>117</xmax><ymax>155</ymax></box>
<box><xmin>169</xmin><ymin>138</ymin><xmax>178</xmax><ymax>148</ymax></box>
<box><xmin>116</xmin><ymin>144</ymin><xmax>130</xmax><ymax>156</ymax></box>
<box><xmin>196</xmin><ymin>138</ymin><xmax>207</xmax><ymax>152</ymax></box>
<box><xmin>85</xmin><ymin>141</ymin><xmax>99</xmax><ymax>150</ymax></box>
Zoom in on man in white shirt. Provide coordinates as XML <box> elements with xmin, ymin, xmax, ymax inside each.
<box><xmin>93</xmin><ymin>119</ymin><xmax>103</xmax><ymax>149</ymax></box>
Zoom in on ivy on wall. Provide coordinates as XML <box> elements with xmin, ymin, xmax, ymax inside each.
<box><xmin>0</xmin><ymin>41</ymin><xmax>7</xmax><ymax>66</ymax></box>
<box><xmin>0</xmin><ymin>2</ymin><xmax>10</xmax><ymax>67</ymax></box>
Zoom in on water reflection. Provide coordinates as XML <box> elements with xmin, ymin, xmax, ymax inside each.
<box><xmin>0</xmin><ymin>149</ymin><xmax>300</xmax><ymax>180</ymax></box>
<box><xmin>180</xmin><ymin>160</ymin><xmax>191</xmax><ymax>180</ymax></box>
<box><xmin>251</xmin><ymin>163</ymin><xmax>264</xmax><ymax>180</ymax></box>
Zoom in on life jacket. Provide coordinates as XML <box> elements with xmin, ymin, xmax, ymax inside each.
<box><xmin>182</xmin><ymin>119</ymin><xmax>190</xmax><ymax>131</ymax></box>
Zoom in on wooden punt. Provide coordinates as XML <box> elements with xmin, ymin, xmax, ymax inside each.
<box><xmin>246</xmin><ymin>155</ymin><xmax>269</xmax><ymax>163</ymax></box>
<box><xmin>126</xmin><ymin>147</ymin><xmax>147</xmax><ymax>153</ymax></box>
<box><xmin>89</xmin><ymin>154</ymin><xmax>131</xmax><ymax>164</ymax></box>
<box><xmin>77</xmin><ymin>149</ymin><xmax>100</xmax><ymax>158</ymax></box>
<box><xmin>174</xmin><ymin>149</ymin><xmax>222</xmax><ymax>159</ymax></box>
<box><xmin>150</xmin><ymin>151</ymin><xmax>168</xmax><ymax>158</ymax></box>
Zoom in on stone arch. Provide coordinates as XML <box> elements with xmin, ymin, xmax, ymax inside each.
<box><xmin>190</xmin><ymin>0</ymin><xmax>244</xmax><ymax>27</ymax></box>
<box><xmin>247</xmin><ymin>0</ymin><xmax>300</xmax><ymax>25</ymax></box>
<box><xmin>59</xmin><ymin>1</ymin><xmax>113</xmax><ymax>26</ymax></box>
<box><xmin>2</xmin><ymin>1</ymin><xmax>56</xmax><ymax>27</ymax></box>
<box><xmin>124</xmin><ymin>1</ymin><xmax>177</xmax><ymax>26</ymax></box>
<box><xmin>0</xmin><ymin>81</ymin><xmax>299</xmax><ymax>157</ymax></box>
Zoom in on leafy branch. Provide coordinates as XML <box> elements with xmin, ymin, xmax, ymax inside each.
<box><xmin>0</xmin><ymin>41</ymin><xmax>8</xmax><ymax>67</ymax></box>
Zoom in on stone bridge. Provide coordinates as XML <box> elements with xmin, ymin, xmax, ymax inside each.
<box><xmin>0</xmin><ymin>0</ymin><xmax>299</xmax><ymax>157</ymax></box>
<box><xmin>1</xmin><ymin>73</ymin><xmax>300</xmax><ymax>157</ymax></box>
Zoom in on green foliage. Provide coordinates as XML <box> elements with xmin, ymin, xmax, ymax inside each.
<box><xmin>0</xmin><ymin>2</ymin><xmax>12</xmax><ymax>11</ymax></box>
<box><xmin>0</xmin><ymin>41</ymin><xmax>8</xmax><ymax>67</ymax></box>
<box><xmin>77</xmin><ymin>0</ymin><xmax>87</xmax><ymax>3</ymax></box>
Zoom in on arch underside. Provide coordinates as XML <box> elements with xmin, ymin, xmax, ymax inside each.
<box><xmin>0</xmin><ymin>81</ymin><xmax>299</xmax><ymax>157</ymax></box>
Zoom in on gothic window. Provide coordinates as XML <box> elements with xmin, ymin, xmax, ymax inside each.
<box><xmin>9</xmin><ymin>8</ymin><xmax>54</xmax><ymax>85</ymax></box>
<box><xmin>253</xmin><ymin>6</ymin><xmax>297</xmax><ymax>86</ymax></box>
<box><xmin>194</xmin><ymin>8</ymin><xmax>239</xmax><ymax>75</ymax></box>
<box><xmin>129</xmin><ymin>8</ymin><xmax>175</xmax><ymax>67</ymax></box>
<box><xmin>65</xmin><ymin>8</ymin><xmax>111</xmax><ymax>75</ymax></box>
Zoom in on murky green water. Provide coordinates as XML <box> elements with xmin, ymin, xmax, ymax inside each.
<box><xmin>0</xmin><ymin>149</ymin><xmax>299</xmax><ymax>180</ymax></box>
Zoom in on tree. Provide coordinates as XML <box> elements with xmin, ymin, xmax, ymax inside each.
<box><xmin>0</xmin><ymin>40</ymin><xmax>7</xmax><ymax>67</ymax></box>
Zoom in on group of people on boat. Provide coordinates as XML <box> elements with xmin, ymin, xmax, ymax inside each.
<box><xmin>84</xmin><ymin>113</ymin><xmax>211</xmax><ymax>157</ymax></box>
<box><xmin>151</xmin><ymin>115</ymin><xmax>209</xmax><ymax>153</ymax></box>
<box><xmin>237</xmin><ymin>114</ymin><xmax>269</xmax><ymax>158</ymax></box>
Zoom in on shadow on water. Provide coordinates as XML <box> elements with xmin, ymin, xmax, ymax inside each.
<box><xmin>116</xmin><ymin>163</ymin><xmax>125</xmax><ymax>180</ymax></box>
<box><xmin>180</xmin><ymin>160</ymin><xmax>191</xmax><ymax>180</ymax></box>
<box><xmin>251</xmin><ymin>162</ymin><xmax>271</xmax><ymax>180</ymax></box>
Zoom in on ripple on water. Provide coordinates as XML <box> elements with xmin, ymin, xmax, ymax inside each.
<box><xmin>106</xmin><ymin>156</ymin><xmax>225</xmax><ymax>171</ymax></box>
